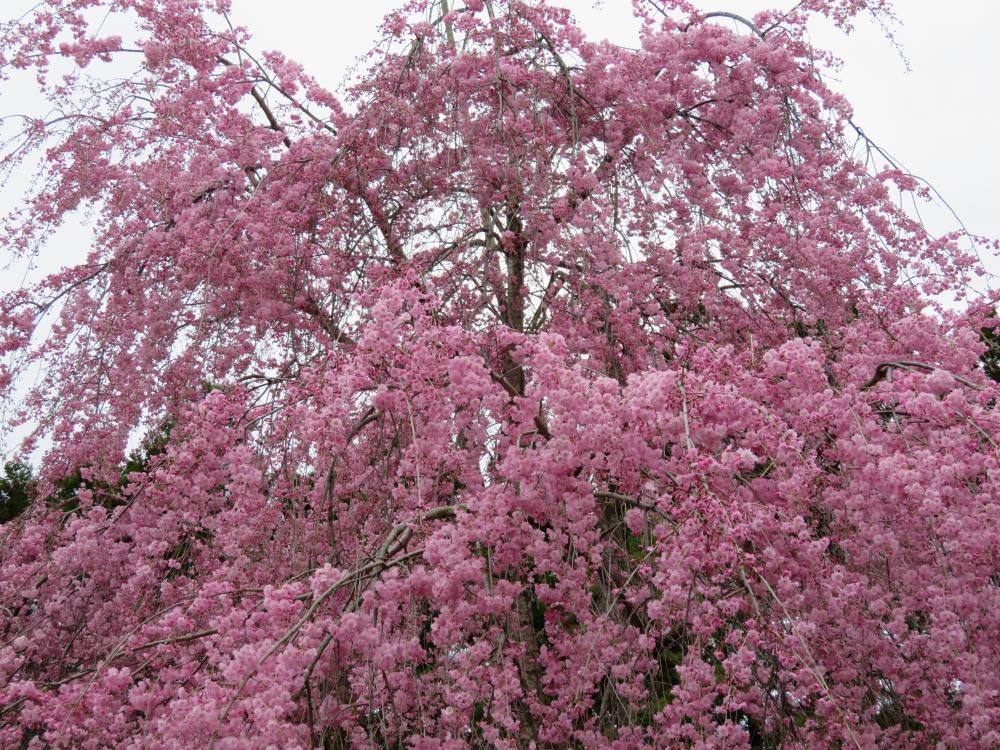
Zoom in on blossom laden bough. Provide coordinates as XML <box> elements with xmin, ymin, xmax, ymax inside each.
<box><xmin>0</xmin><ymin>0</ymin><xmax>998</xmax><ymax>747</ymax></box>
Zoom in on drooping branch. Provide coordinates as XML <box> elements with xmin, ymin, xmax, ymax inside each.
<box><xmin>862</xmin><ymin>361</ymin><xmax>983</xmax><ymax>391</ymax></box>
<box><xmin>690</xmin><ymin>11</ymin><xmax>767</xmax><ymax>39</ymax></box>
<box><xmin>210</xmin><ymin>504</ymin><xmax>464</xmax><ymax>745</ymax></box>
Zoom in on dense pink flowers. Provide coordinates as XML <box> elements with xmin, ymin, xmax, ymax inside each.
<box><xmin>0</xmin><ymin>0</ymin><xmax>997</xmax><ymax>747</ymax></box>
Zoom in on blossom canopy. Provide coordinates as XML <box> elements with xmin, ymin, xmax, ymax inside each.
<box><xmin>0</xmin><ymin>0</ymin><xmax>998</xmax><ymax>747</ymax></box>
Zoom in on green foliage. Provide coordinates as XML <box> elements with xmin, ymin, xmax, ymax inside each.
<box><xmin>122</xmin><ymin>418</ymin><xmax>175</xmax><ymax>477</ymax></box>
<box><xmin>979</xmin><ymin>313</ymin><xmax>1000</xmax><ymax>383</ymax></box>
<box><xmin>49</xmin><ymin>419</ymin><xmax>176</xmax><ymax>520</ymax></box>
<box><xmin>0</xmin><ymin>461</ymin><xmax>34</xmax><ymax>524</ymax></box>
<box><xmin>51</xmin><ymin>469</ymin><xmax>86</xmax><ymax>516</ymax></box>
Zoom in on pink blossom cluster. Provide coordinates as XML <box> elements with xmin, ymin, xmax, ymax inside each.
<box><xmin>0</xmin><ymin>0</ymin><xmax>997</xmax><ymax>747</ymax></box>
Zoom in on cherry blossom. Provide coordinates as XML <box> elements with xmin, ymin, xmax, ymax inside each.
<box><xmin>0</xmin><ymin>1</ymin><xmax>997</xmax><ymax>747</ymax></box>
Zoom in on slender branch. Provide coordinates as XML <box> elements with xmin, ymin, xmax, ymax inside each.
<box><xmin>440</xmin><ymin>0</ymin><xmax>456</xmax><ymax>47</ymax></box>
<box><xmin>360</xmin><ymin>192</ymin><xmax>405</xmax><ymax>264</ymax></box>
<box><xmin>489</xmin><ymin>369</ymin><xmax>552</xmax><ymax>439</ymax></box>
<box><xmin>210</xmin><ymin>504</ymin><xmax>463</xmax><ymax>747</ymax></box>
<box><xmin>594</xmin><ymin>489</ymin><xmax>679</xmax><ymax>529</ymax></box>
<box><xmin>132</xmin><ymin>628</ymin><xmax>218</xmax><ymax>652</ymax></box>
<box><xmin>248</xmin><ymin>86</ymin><xmax>292</xmax><ymax>148</ymax></box>
<box><xmin>216</xmin><ymin>54</ymin><xmax>294</xmax><ymax>147</ymax></box>
<box><xmin>219</xmin><ymin>45</ymin><xmax>338</xmax><ymax>138</ymax></box>
<box><xmin>862</xmin><ymin>361</ymin><xmax>983</xmax><ymax>391</ymax></box>
<box><xmin>686</xmin><ymin>11</ymin><xmax>766</xmax><ymax>40</ymax></box>
<box><xmin>300</xmin><ymin>296</ymin><xmax>357</xmax><ymax>348</ymax></box>
<box><xmin>679</xmin><ymin>373</ymin><xmax>696</xmax><ymax>451</ymax></box>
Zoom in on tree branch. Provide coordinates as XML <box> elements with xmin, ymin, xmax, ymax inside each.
<box><xmin>862</xmin><ymin>361</ymin><xmax>983</xmax><ymax>391</ymax></box>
